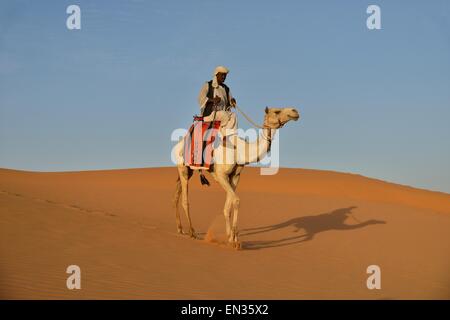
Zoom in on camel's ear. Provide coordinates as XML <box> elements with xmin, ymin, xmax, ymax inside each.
<box><xmin>265</xmin><ymin>106</ymin><xmax>269</xmax><ymax>114</ymax></box>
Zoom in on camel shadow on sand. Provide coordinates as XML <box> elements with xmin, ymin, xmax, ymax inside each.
<box><xmin>241</xmin><ymin>206</ymin><xmax>386</xmax><ymax>250</ymax></box>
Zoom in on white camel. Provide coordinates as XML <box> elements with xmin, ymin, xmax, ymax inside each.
<box><xmin>172</xmin><ymin>107</ymin><xmax>300</xmax><ymax>248</ymax></box>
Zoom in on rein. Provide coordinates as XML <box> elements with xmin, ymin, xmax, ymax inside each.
<box><xmin>234</xmin><ymin>105</ymin><xmax>266</xmax><ymax>129</ymax></box>
<box><xmin>234</xmin><ymin>104</ymin><xmax>284</xmax><ymax>134</ymax></box>
<box><xmin>234</xmin><ymin>104</ymin><xmax>286</xmax><ymax>145</ymax></box>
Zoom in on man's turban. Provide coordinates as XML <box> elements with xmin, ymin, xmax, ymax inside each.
<box><xmin>213</xmin><ymin>66</ymin><xmax>229</xmax><ymax>76</ymax></box>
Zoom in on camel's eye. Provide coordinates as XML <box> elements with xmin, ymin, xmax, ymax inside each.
<box><xmin>274</xmin><ymin>110</ymin><xmax>281</xmax><ymax>114</ymax></box>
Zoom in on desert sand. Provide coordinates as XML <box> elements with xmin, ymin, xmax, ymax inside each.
<box><xmin>0</xmin><ymin>167</ymin><xmax>449</xmax><ymax>299</ymax></box>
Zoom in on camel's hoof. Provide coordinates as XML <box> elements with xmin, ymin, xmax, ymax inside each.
<box><xmin>189</xmin><ymin>230</ymin><xmax>197</xmax><ymax>239</ymax></box>
<box><xmin>177</xmin><ymin>227</ymin><xmax>183</xmax><ymax>234</ymax></box>
<box><xmin>231</xmin><ymin>241</ymin><xmax>242</xmax><ymax>250</ymax></box>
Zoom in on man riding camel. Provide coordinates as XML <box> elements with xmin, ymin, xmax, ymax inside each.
<box><xmin>198</xmin><ymin>66</ymin><xmax>238</xmax><ymax>139</ymax></box>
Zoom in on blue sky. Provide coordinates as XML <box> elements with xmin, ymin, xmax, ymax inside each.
<box><xmin>0</xmin><ymin>0</ymin><xmax>449</xmax><ymax>193</ymax></box>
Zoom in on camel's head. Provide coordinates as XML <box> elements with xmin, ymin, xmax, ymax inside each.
<box><xmin>263</xmin><ymin>107</ymin><xmax>300</xmax><ymax>129</ymax></box>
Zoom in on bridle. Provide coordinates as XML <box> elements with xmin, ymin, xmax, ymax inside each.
<box><xmin>261</xmin><ymin>118</ymin><xmax>285</xmax><ymax>141</ymax></box>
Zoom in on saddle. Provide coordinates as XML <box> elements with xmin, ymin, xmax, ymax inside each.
<box><xmin>183</xmin><ymin>116</ymin><xmax>221</xmax><ymax>170</ymax></box>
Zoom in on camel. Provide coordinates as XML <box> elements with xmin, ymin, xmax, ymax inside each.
<box><xmin>172</xmin><ymin>107</ymin><xmax>300</xmax><ymax>248</ymax></box>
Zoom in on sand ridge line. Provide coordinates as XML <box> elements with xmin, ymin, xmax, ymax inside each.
<box><xmin>0</xmin><ymin>189</ymin><xmax>163</xmax><ymax>233</ymax></box>
<box><xmin>0</xmin><ymin>189</ymin><xmax>117</xmax><ymax>217</ymax></box>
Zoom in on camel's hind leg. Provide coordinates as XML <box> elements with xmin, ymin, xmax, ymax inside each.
<box><xmin>177</xmin><ymin>165</ymin><xmax>196</xmax><ymax>238</ymax></box>
<box><xmin>173</xmin><ymin>174</ymin><xmax>183</xmax><ymax>234</ymax></box>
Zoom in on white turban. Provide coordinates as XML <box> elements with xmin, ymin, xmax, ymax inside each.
<box><xmin>213</xmin><ymin>65</ymin><xmax>229</xmax><ymax>76</ymax></box>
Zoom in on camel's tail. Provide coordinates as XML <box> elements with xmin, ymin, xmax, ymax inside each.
<box><xmin>173</xmin><ymin>175</ymin><xmax>182</xmax><ymax>210</ymax></box>
<box><xmin>199</xmin><ymin>171</ymin><xmax>210</xmax><ymax>186</ymax></box>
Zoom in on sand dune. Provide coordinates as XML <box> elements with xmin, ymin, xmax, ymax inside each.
<box><xmin>0</xmin><ymin>167</ymin><xmax>449</xmax><ymax>299</ymax></box>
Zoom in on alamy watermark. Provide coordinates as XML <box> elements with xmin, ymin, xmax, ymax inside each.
<box><xmin>66</xmin><ymin>265</ymin><xmax>81</xmax><ymax>290</ymax></box>
<box><xmin>367</xmin><ymin>5</ymin><xmax>381</xmax><ymax>30</ymax></box>
<box><xmin>366</xmin><ymin>265</ymin><xmax>381</xmax><ymax>290</ymax></box>
<box><xmin>66</xmin><ymin>5</ymin><xmax>81</xmax><ymax>30</ymax></box>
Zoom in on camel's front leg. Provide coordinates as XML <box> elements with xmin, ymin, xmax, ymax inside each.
<box><xmin>223</xmin><ymin>194</ymin><xmax>232</xmax><ymax>238</ymax></box>
<box><xmin>211</xmin><ymin>171</ymin><xmax>232</xmax><ymax>239</ymax></box>
<box><xmin>229</xmin><ymin>194</ymin><xmax>240</xmax><ymax>248</ymax></box>
<box><xmin>216</xmin><ymin>173</ymin><xmax>241</xmax><ymax>249</ymax></box>
<box><xmin>229</xmin><ymin>172</ymin><xmax>241</xmax><ymax>248</ymax></box>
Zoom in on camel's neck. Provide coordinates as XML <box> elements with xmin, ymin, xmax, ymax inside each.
<box><xmin>244</xmin><ymin>127</ymin><xmax>276</xmax><ymax>164</ymax></box>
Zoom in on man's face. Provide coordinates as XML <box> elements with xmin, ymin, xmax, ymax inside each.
<box><xmin>216</xmin><ymin>72</ymin><xmax>227</xmax><ymax>84</ymax></box>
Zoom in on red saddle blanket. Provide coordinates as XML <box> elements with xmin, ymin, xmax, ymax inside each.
<box><xmin>184</xmin><ymin>119</ymin><xmax>221</xmax><ymax>169</ymax></box>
